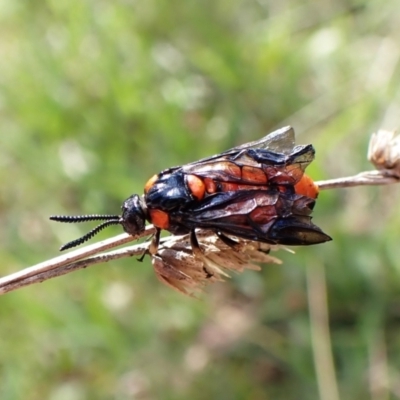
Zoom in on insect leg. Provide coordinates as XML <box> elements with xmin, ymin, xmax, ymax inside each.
<box><xmin>215</xmin><ymin>231</ymin><xmax>241</xmax><ymax>249</ymax></box>
<box><xmin>137</xmin><ymin>229</ymin><xmax>161</xmax><ymax>261</ymax></box>
<box><xmin>189</xmin><ymin>230</ymin><xmax>213</xmax><ymax>278</ymax></box>
<box><xmin>149</xmin><ymin>228</ymin><xmax>161</xmax><ymax>255</ymax></box>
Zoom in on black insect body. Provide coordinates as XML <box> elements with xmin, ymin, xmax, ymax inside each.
<box><xmin>50</xmin><ymin>126</ymin><xmax>331</xmax><ymax>254</ymax></box>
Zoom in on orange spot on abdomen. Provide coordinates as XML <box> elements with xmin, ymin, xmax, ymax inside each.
<box><xmin>186</xmin><ymin>174</ymin><xmax>206</xmax><ymax>200</ymax></box>
<box><xmin>149</xmin><ymin>209</ymin><xmax>170</xmax><ymax>230</ymax></box>
<box><xmin>294</xmin><ymin>174</ymin><xmax>319</xmax><ymax>199</ymax></box>
<box><xmin>219</xmin><ymin>182</ymin><xmax>239</xmax><ymax>191</ymax></box>
<box><xmin>204</xmin><ymin>177</ymin><xmax>217</xmax><ymax>194</ymax></box>
<box><xmin>241</xmin><ymin>166</ymin><xmax>268</xmax><ymax>184</ymax></box>
<box><xmin>250</xmin><ymin>206</ymin><xmax>276</xmax><ymax>223</ymax></box>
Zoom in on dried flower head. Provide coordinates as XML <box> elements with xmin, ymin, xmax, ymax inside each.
<box><xmin>152</xmin><ymin>229</ymin><xmax>284</xmax><ymax>295</ymax></box>
<box><xmin>368</xmin><ymin>129</ymin><xmax>400</xmax><ymax>177</ymax></box>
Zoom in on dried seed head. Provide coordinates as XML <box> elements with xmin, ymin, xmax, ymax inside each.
<box><xmin>368</xmin><ymin>129</ymin><xmax>400</xmax><ymax>177</ymax></box>
<box><xmin>152</xmin><ymin>230</ymin><xmax>284</xmax><ymax>295</ymax></box>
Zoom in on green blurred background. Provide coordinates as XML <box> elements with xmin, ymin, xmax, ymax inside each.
<box><xmin>1</xmin><ymin>0</ymin><xmax>400</xmax><ymax>399</ymax></box>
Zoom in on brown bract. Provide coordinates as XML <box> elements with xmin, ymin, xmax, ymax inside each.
<box><xmin>152</xmin><ymin>230</ymin><xmax>284</xmax><ymax>295</ymax></box>
<box><xmin>368</xmin><ymin>129</ymin><xmax>400</xmax><ymax>177</ymax></box>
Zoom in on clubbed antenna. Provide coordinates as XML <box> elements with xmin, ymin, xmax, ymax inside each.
<box><xmin>50</xmin><ymin>214</ymin><xmax>121</xmax><ymax>251</ymax></box>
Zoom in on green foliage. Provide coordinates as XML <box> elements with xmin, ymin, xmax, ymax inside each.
<box><xmin>1</xmin><ymin>0</ymin><xmax>400</xmax><ymax>398</ymax></box>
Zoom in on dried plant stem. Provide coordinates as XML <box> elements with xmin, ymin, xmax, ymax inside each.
<box><xmin>0</xmin><ymin>226</ymin><xmax>156</xmax><ymax>295</ymax></box>
<box><xmin>0</xmin><ymin>168</ymin><xmax>399</xmax><ymax>296</ymax></box>
<box><xmin>316</xmin><ymin>170</ymin><xmax>399</xmax><ymax>190</ymax></box>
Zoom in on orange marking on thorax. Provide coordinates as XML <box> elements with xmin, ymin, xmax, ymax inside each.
<box><xmin>148</xmin><ymin>209</ymin><xmax>170</xmax><ymax>230</ymax></box>
<box><xmin>186</xmin><ymin>174</ymin><xmax>206</xmax><ymax>200</ymax></box>
<box><xmin>144</xmin><ymin>174</ymin><xmax>159</xmax><ymax>194</ymax></box>
<box><xmin>294</xmin><ymin>174</ymin><xmax>319</xmax><ymax>199</ymax></box>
